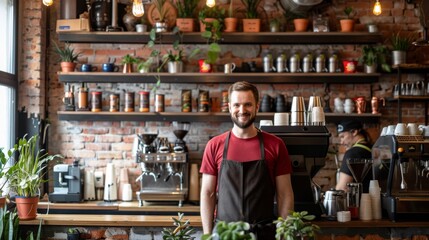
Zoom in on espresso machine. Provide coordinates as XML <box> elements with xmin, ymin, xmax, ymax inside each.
<box><xmin>49</xmin><ymin>161</ymin><xmax>83</xmax><ymax>202</ymax></box>
<box><xmin>372</xmin><ymin>134</ymin><xmax>429</xmax><ymax>221</ymax></box>
<box><xmin>260</xmin><ymin>125</ymin><xmax>331</xmax><ymax>218</ymax></box>
<box><xmin>135</xmin><ymin>133</ymin><xmax>189</xmax><ymax>207</ymax></box>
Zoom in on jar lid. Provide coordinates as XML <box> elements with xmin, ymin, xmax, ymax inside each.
<box><xmin>92</xmin><ymin>91</ymin><xmax>102</xmax><ymax>94</ymax></box>
<box><xmin>139</xmin><ymin>91</ymin><xmax>149</xmax><ymax>95</ymax></box>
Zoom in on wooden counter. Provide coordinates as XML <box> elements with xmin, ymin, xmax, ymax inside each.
<box><xmin>20</xmin><ymin>213</ymin><xmax>429</xmax><ymax>228</ymax></box>
<box><xmin>37</xmin><ymin>201</ymin><xmax>200</xmax><ymax>214</ymax></box>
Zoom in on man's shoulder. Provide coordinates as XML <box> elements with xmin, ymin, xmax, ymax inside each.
<box><xmin>207</xmin><ymin>131</ymin><xmax>229</xmax><ymax>145</ymax></box>
<box><xmin>261</xmin><ymin>131</ymin><xmax>283</xmax><ymax>142</ymax></box>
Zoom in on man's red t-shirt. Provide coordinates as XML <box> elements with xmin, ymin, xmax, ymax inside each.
<box><xmin>200</xmin><ymin>131</ymin><xmax>292</xmax><ymax>184</ymax></box>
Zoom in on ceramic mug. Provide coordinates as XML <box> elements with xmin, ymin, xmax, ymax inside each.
<box><xmin>81</xmin><ymin>64</ymin><xmax>98</xmax><ymax>72</ymax></box>
<box><xmin>394</xmin><ymin>123</ymin><xmax>408</xmax><ymax>135</ymax></box>
<box><xmin>407</xmin><ymin>123</ymin><xmax>422</xmax><ymax>135</ymax></box>
<box><xmin>224</xmin><ymin>63</ymin><xmax>236</xmax><ymax>74</ymax></box>
<box><xmin>102</xmin><ymin>63</ymin><xmax>119</xmax><ymax>72</ymax></box>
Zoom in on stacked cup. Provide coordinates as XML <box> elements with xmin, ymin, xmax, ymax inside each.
<box><xmin>311</xmin><ymin>107</ymin><xmax>325</xmax><ymax>126</ymax></box>
<box><xmin>291</xmin><ymin>96</ymin><xmax>306</xmax><ymax>126</ymax></box>
<box><xmin>344</xmin><ymin>98</ymin><xmax>355</xmax><ymax>114</ymax></box>
<box><xmin>307</xmin><ymin>96</ymin><xmax>322</xmax><ymax>124</ymax></box>
<box><xmin>369</xmin><ymin>180</ymin><xmax>382</xmax><ymax>219</ymax></box>
<box><xmin>274</xmin><ymin>113</ymin><xmax>289</xmax><ymax>126</ymax></box>
<box><xmin>359</xmin><ymin>193</ymin><xmax>373</xmax><ymax>220</ymax></box>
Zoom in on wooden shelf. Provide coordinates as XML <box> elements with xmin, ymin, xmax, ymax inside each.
<box><xmin>390</xmin><ymin>95</ymin><xmax>429</xmax><ymax>101</ymax></box>
<box><xmin>58</xmin><ymin>31</ymin><xmax>383</xmax><ymax>44</ymax></box>
<box><xmin>57</xmin><ymin>111</ymin><xmax>381</xmax><ymax>123</ymax></box>
<box><xmin>58</xmin><ymin>72</ymin><xmax>380</xmax><ymax>84</ymax></box>
<box><xmin>393</xmin><ymin>64</ymin><xmax>429</xmax><ymax>73</ymax></box>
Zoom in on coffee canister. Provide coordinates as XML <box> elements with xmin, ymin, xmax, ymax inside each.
<box><xmin>155</xmin><ymin>94</ymin><xmax>165</xmax><ymax>112</ymax></box>
<box><xmin>139</xmin><ymin>91</ymin><xmax>150</xmax><ymax>112</ymax></box>
<box><xmin>91</xmin><ymin>91</ymin><xmax>102</xmax><ymax>112</ymax></box>
<box><xmin>109</xmin><ymin>93</ymin><xmax>119</xmax><ymax>112</ymax></box>
<box><xmin>78</xmin><ymin>85</ymin><xmax>89</xmax><ymax>111</ymax></box>
<box><xmin>198</xmin><ymin>90</ymin><xmax>210</xmax><ymax>112</ymax></box>
<box><xmin>124</xmin><ymin>92</ymin><xmax>135</xmax><ymax>112</ymax></box>
<box><xmin>181</xmin><ymin>90</ymin><xmax>192</xmax><ymax>112</ymax></box>
<box><xmin>221</xmin><ymin>90</ymin><xmax>229</xmax><ymax>113</ymax></box>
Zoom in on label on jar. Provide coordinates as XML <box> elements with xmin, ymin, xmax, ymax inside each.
<box><xmin>181</xmin><ymin>90</ymin><xmax>192</xmax><ymax>112</ymax></box>
<box><xmin>155</xmin><ymin>94</ymin><xmax>164</xmax><ymax>112</ymax></box>
<box><xmin>124</xmin><ymin>92</ymin><xmax>135</xmax><ymax>112</ymax></box>
<box><xmin>109</xmin><ymin>94</ymin><xmax>119</xmax><ymax>112</ymax></box>
<box><xmin>139</xmin><ymin>91</ymin><xmax>150</xmax><ymax>112</ymax></box>
<box><xmin>221</xmin><ymin>90</ymin><xmax>229</xmax><ymax>113</ymax></box>
<box><xmin>91</xmin><ymin>91</ymin><xmax>102</xmax><ymax>112</ymax></box>
<box><xmin>198</xmin><ymin>90</ymin><xmax>209</xmax><ymax>112</ymax></box>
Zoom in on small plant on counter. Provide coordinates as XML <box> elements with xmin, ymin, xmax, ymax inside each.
<box><xmin>359</xmin><ymin>45</ymin><xmax>391</xmax><ymax>72</ymax></box>
<box><xmin>161</xmin><ymin>212</ymin><xmax>196</xmax><ymax>240</ymax></box>
<box><xmin>202</xmin><ymin>221</ymin><xmax>256</xmax><ymax>240</ymax></box>
<box><xmin>390</xmin><ymin>31</ymin><xmax>417</xmax><ymax>51</ymax></box>
<box><xmin>53</xmin><ymin>42</ymin><xmax>81</xmax><ymax>72</ymax></box>
<box><xmin>274</xmin><ymin>211</ymin><xmax>320</xmax><ymax>240</ymax></box>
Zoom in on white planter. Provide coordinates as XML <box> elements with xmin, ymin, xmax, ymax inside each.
<box><xmin>392</xmin><ymin>50</ymin><xmax>406</xmax><ymax>66</ymax></box>
<box><xmin>364</xmin><ymin>64</ymin><xmax>377</xmax><ymax>73</ymax></box>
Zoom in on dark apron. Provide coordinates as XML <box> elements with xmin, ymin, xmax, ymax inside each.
<box><xmin>216</xmin><ymin>131</ymin><xmax>276</xmax><ymax>239</ymax></box>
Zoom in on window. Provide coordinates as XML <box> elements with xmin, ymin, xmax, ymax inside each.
<box><xmin>0</xmin><ymin>0</ymin><xmax>17</xmax><ymax>150</ymax></box>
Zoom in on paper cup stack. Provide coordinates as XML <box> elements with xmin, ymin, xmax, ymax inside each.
<box><xmin>369</xmin><ymin>180</ymin><xmax>382</xmax><ymax>219</ymax></box>
<box><xmin>274</xmin><ymin>113</ymin><xmax>289</xmax><ymax>126</ymax></box>
<box><xmin>359</xmin><ymin>193</ymin><xmax>373</xmax><ymax>220</ymax></box>
<box><xmin>291</xmin><ymin>96</ymin><xmax>305</xmax><ymax>126</ymax></box>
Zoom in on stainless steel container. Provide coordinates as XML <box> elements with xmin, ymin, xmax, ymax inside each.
<box><xmin>302</xmin><ymin>54</ymin><xmax>313</xmax><ymax>73</ymax></box>
<box><xmin>323</xmin><ymin>189</ymin><xmax>347</xmax><ymax>220</ymax></box>
<box><xmin>276</xmin><ymin>54</ymin><xmax>287</xmax><ymax>73</ymax></box>
<box><xmin>315</xmin><ymin>54</ymin><xmax>326</xmax><ymax>73</ymax></box>
<box><xmin>263</xmin><ymin>54</ymin><xmax>274</xmax><ymax>73</ymax></box>
<box><xmin>289</xmin><ymin>54</ymin><xmax>300</xmax><ymax>73</ymax></box>
<box><xmin>329</xmin><ymin>54</ymin><xmax>339</xmax><ymax>73</ymax></box>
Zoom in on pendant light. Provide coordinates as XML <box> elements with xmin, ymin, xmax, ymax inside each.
<box><xmin>43</xmin><ymin>0</ymin><xmax>54</xmax><ymax>6</ymax></box>
<box><xmin>373</xmin><ymin>0</ymin><xmax>382</xmax><ymax>16</ymax></box>
<box><xmin>206</xmin><ymin>0</ymin><xmax>215</xmax><ymax>8</ymax></box>
<box><xmin>132</xmin><ymin>0</ymin><xmax>145</xmax><ymax>17</ymax></box>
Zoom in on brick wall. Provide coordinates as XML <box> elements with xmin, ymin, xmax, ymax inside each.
<box><xmin>19</xmin><ymin>0</ymin><xmax>429</xmax><ymax>195</ymax></box>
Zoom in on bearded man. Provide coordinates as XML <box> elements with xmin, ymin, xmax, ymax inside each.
<box><xmin>200</xmin><ymin>81</ymin><xmax>294</xmax><ymax>239</ymax></box>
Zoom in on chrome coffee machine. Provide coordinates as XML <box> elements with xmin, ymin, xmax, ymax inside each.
<box><xmin>49</xmin><ymin>161</ymin><xmax>83</xmax><ymax>202</ymax></box>
<box><xmin>260</xmin><ymin>125</ymin><xmax>331</xmax><ymax>218</ymax></box>
<box><xmin>372</xmin><ymin>134</ymin><xmax>429</xmax><ymax>221</ymax></box>
<box><xmin>135</xmin><ymin>134</ymin><xmax>189</xmax><ymax>207</ymax></box>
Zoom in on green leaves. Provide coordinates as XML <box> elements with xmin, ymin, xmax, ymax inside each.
<box><xmin>203</xmin><ymin>221</ymin><xmax>256</xmax><ymax>240</ymax></box>
<box><xmin>161</xmin><ymin>213</ymin><xmax>196</xmax><ymax>240</ymax></box>
<box><xmin>53</xmin><ymin>42</ymin><xmax>80</xmax><ymax>63</ymax></box>
<box><xmin>274</xmin><ymin>211</ymin><xmax>320</xmax><ymax>240</ymax></box>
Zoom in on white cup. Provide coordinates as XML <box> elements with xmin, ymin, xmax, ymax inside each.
<box><xmin>274</xmin><ymin>113</ymin><xmax>289</xmax><ymax>126</ymax></box>
<box><xmin>334</xmin><ymin>105</ymin><xmax>344</xmax><ymax>113</ymax></box>
<box><xmin>386</xmin><ymin>125</ymin><xmax>396</xmax><ymax>135</ymax></box>
<box><xmin>260</xmin><ymin>120</ymin><xmax>273</xmax><ymax>126</ymax></box>
<box><xmin>135</xmin><ymin>24</ymin><xmax>147</xmax><ymax>33</ymax></box>
<box><xmin>121</xmin><ymin>183</ymin><xmax>132</xmax><ymax>201</ymax></box>
<box><xmin>344</xmin><ymin>104</ymin><xmax>354</xmax><ymax>114</ymax></box>
<box><xmin>345</xmin><ymin>98</ymin><xmax>354</xmax><ymax>105</ymax></box>
<box><xmin>394</xmin><ymin>123</ymin><xmax>408</xmax><ymax>135</ymax></box>
<box><xmin>369</xmin><ymin>180</ymin><xmax>379</xmax><ymax>189</ymax></box>
<box><xmin>407</xmin><ymin>123</ymin><xmax>422</xmax><ymax>135</ymax></box>
<box><xmin>419</xmin><ymin>125</ymin><xmax>429</xmax><ymax>137</ymax></box>
<box><xmin>311</xmin><ymin>107</ymin><xmax>325</xmax><ymax>125</ymax></box>
<box><xmin>359</xmin><ymin>193</ymin><xmax>373</xmax><ymax>220</ymax></box>
<box><xmin>380</xmin><ymin>127</ymin><xmax>387</xmax><ymax>136</ymax></box>
<box><xmin>334</xmin><ymin>97</ymin><xmax>344</xmax><ymax>107</ymax></box>
<box><xmin>224</xmin><ymin>63</ymin><xmax>236</xmax><ymax>74</ymax></box>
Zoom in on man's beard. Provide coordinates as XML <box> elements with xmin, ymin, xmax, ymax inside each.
<box><xmin>231</xmin><ymin>112</ymin><xmax>256</xmax><ymax>129</ymax></box>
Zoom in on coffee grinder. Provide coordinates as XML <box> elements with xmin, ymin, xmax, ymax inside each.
<box><xmin>346</xmin><ymin>158</ymin><xmax>373</xmax><ymax>219</ymax></box>
<box><xmin>172</xmin><ymin>121</ymin><xmax>190</xmax><ymax>153</ymax></box>
<box><xmin>138</xmin><ymin>132</ymin><xmax>158</xmax><ymax>154</ymax></box>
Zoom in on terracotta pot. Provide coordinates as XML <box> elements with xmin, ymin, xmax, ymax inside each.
<box><xmin>293</xmin><ymin>18</ymin><xmax>309</xmax><ymax>32</ymax></box>
<box><xmin>224</xmin><ymin>17</ymin><xmax>238</xmax><ymax>32</ymax></box>
<box><xmin>242</xmin><ymin>18</ymin><xmax>261</xmax><ymax>32</ymax></box>
<box><xmin>15</xmin><ymin>196</ymin><xmax>39</xmax><ymax>220</ymax></box>
<box><xmin>340</xmin><ymin>19</ymin><xmax>355</xmax><ymax>32</ymax></box>
<box><xmin>60</xmin><ymin>62</ymin><xmax>76</xmax><ymax>72</ymax></box>
<box><xmin>176</xmin><ymin>18</ymin><xmax>195</xmax><ymax>32</ymax></box>
<box><xmin>200</xmin><ymin>18</ymin><xmax>216</xmax><ymax>32</ymax></box>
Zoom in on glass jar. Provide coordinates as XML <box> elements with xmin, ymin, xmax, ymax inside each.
<box><xmin>91</xmin><ymin>91</ymin><xmax>102</xmax><ymax>112</ymax></box>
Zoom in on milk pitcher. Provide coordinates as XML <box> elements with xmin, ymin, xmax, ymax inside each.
<box><xmin>371</xmin><ymin>97</ymin><xmax>385</xmax><ymax>114</ymax></box>
<box><xmin>354</xmin><ymin>96</ymin><xmax>366</xmax><ymax>114</ymax></box>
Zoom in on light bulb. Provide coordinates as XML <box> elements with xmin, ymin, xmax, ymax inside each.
<box><xmin>206</xmin><ymin>0</ymin><xmax>215</xmax><ymax>8</ymax></box>
<box><xmin>43</xmin><ymin>0</ymin><xmax>53</xmax><ymax>6</ymax></box>
<box><xmin>132</xmin><ymin>0</ymin><xmax>145</xmax><ymax>17</ymax></box>
<box><xmin>373</xmin><ymin>0</ymin><xmax>382</xmax><ymax>16</ymax></box>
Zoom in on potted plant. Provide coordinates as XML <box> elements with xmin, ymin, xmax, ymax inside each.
<box><xmin>8</xmin><ymin>134</ymin><xmax>62</xmax><ymax>220</ymax></box>
<box><xmin>67</xmin><ymin>228</ymin><xmax>80</xmax><ymax>240</ymax></box>
<box><xmin>274</xmin><ymin>211</ymin><xmax>320</xmax><ymax>240</ymax></box>
<box><xmin>359</xmin><ymin>45</ymin><xmax>391</xmax><ymax>73</ymax></box>
<box><xmin>202</xmin><ymin>221</ymin><xmax>256</xmax><ymax>240</ymax></box>
<box><xmin>121</xmin><ymin>54</ymin><xmax>138</xmax><ymax>73</ymax></box>
<box><xmin>0</xmin><ymin>206</ymin><xmax>19</xmax><ymax>240</ymax></box>
<box><xmin>224</xmin><ymin>0</ymin><xmax>238</xmax><ymax>32</ymax></box>
<box><xmin>340</xmin><ymin>6</ymin><xmax>355</xmax><ymax>32</ymax></box>
<box><xmin>241</xmin><ymin>0</ymin><xmax>262</xmax><ymax>32</ymax></box>
<box><xmin>53</xmin><ymin>42</ymin><xmax>80</xmax><ymax>72</ymax></box>
<box><xmin>161</xmin><ymin>212</ymin><xmax>196</xmax><ymax>239</ymax></box>
<box><xmin>175</xmin><ymin>0</ymin><xmax>198</xmax><ymax>32</ymax></box>
<box><xmin>198</xmin><ymin>5</ymin><xmax>225</xmax><ymax>33</ymax></box>
<box><xmin>290</xmin><ymin>11</ymin><xmax>309</xmax><ymax>32</ymax></box>
<box><xmin>390</xmin><ymin>31</ymin><xmax>416</xmax><ymax>66</ymax></box>
<box><xmin>0</xmin><ymin>148</ymin><xmax>14</xmax><ymax>207</ymax></box>
<box><xmin>152</xmin><ymin>0</ymin><xmax>170</xmax><ymax>32</ymax></box>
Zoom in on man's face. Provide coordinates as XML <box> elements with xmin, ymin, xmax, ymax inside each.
<box><xmin>339</xmin><ymin>131</ymin><xmax>354</xmax><ymax>148</ymax></box>
<box><xmin>228</xmin><ymin>90</ymin><xmax>259</xmax><ymax>129</ymax></box>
